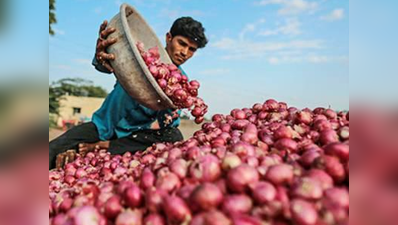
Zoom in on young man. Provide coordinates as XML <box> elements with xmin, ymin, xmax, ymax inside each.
<box><xmin>49</xmin><ymin>17</ymin><xmax>208</xmax><ymax>169</ymax></box>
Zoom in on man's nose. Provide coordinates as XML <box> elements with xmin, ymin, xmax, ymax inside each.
<box><xmin>181</xmin><ymin>47</ymin><xmax>188</xmax><ymax>56</ymax></box>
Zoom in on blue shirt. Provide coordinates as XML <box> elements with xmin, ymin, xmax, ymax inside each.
<box><xmin>91</xmin><ymin>58</ymin><xmax>183</xmax><ymax>140</ymax></box>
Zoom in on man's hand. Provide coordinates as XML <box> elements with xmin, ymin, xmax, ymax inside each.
<box><xmin>96</xmin><ymin>20</ymin><xmax>117</xmax><ymax>73</ymax></box>
<box><xmin>78</xmin><ymin>143</ymin><xmax>101</xmax><ymax>156</ymax></box>
<box><xmin>55</xmin><ymin>150</ymin><xmax>77</xmax><ymax>169</ymax></box>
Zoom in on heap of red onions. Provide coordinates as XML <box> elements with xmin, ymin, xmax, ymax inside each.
<box><xmin>50</xmin><ymin>99</ymin><xmax>349</xmax><ymax>225</ymax></box>
<box><xmin>136</xmin><ymin>42</ymin><xmax>208</xmax><ymax>124</ymax></box>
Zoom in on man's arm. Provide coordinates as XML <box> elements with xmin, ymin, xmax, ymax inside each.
<box><xmin>93</xmin><ymin>20</ymin><xmax>117</xmax><ymax>73</ymax></box>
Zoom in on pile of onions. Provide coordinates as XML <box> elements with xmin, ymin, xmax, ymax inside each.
<box><xmin>136</xmin><ymin>42</ymin><xmax>208</xmax><ymax>124</ymax></box>
<box><xmin>50</xmin><ymin>99</ymin><xmax>349</xmax><ymax>225</ymax></box>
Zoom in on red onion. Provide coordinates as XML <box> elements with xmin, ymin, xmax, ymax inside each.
<box><xmin>250</xmin><ymin>181</ymin><xmax>277</xmax><ymax>204</ymax></box>
<box><xmin>124</xmin><ymin>184</ymin><xmax>143</xmax><ymax>208</ymax></box>
<box><xmin>190</xmin><ymin>183</ymin><xmax>223</xmax><ymax>211</ymax></box>
<box><xmin>227</xmin><ymin>164</ymin><xmax>259</xmax><ymax>193</ymax></box>
<box><xmin>190</xmin><ymin>210</ymin><xmax>231</xmax><ymax>225</ymax></box>
<box><xmin>143</xmin><ymin>214</ymin><xmax>165</xmax><ymax>225</ymax></box>
<box><xmin>338</xmin><ymin>126</ymin><xmax>349</xmax><ymax>140</ymax></box>
<box><xmin>189</xmin><ymin>154</ymin><xmax>221</xmax><ymax>182</ymax></box>
<box><xmin>221</xmin><ymin>154</ymin><xmax>242</xmax><ymax>171</ymax></box>
<box><xmin>140</xmin><ymin>167</ymin><xmax>155</xmax><ymax>189</ymax></box>
<box><xmin>73</xmin><ymin>206</ymin><xmax>104</xmax><ymax>225</ymax></box>
<box><xmin>274</xmin><ymin>125</ymin><xmax>293</xmax><ymax>139</ymax></box>
<box><xmin>313</xmin><ymin>155</ymin><xmax>346</xmax><ymax>183</ymax></box>
<box><xmin>265</xmin><ymin>164</ymin><xmax>294</xmax><ymax>185</ymax></box>
<box><xmin>313</xmin><ymin>107</ymin><xmax>325</xmax><ymax>114</ymax></box>
<box><xmin>296</xmin><ymin>111</ymin><xmax>313</xmax><ymax>125</ymax></box>
<box><xmin>169</xmin><ymin>159</ymin><xmax>188</xmax><ymax>179</ymax></box>
<box><xmin>274</xmin><ymin>138</ymin><xmax>298</xmax><ymax>152</ymax></box>
<box><xmin>299</xmin><ymin>150</ymin><xmax>322</xmax><ymax>168</ymax></box>
<box><xmin>52</xmin><ymin>213</ymin><xmax>71</xmax><ymax>225</ymax></box>
<box><xmin>163</xmin><ymin>196</ymin><xmax>191</xmax><ymax>223</ymax></box>
<box><xmin>104</xmin><ymin>195</ymin><xmax>122</xmax><ymax>219</ymax></box>
<box><xmin>324</xmin><ymin>109</ymin><xmax>337</xmax><ymax>119</ymax></box>
<box><xmin>252</xmin><ymin>103</ymin><xmax>263</xmax><ymax>113</ymax></box>
<box><xmin>306</xmin><ymin>169</ymin><xmax>334</xmax><ymax>190</ymax></box>
<box><xmin>231</xmin><ymin>214</ymin><xmax>263</xmax><ymax>225</ymax></box>
<box><xmin>222</xmin><ymin>194</ymin><xmax>253</xmax><ymax>215</ymax></box>
<box><xmin>313</xmin><ymin>119</ymin><xmax>332</xmax><ymax>132</ymax></box>
<box><xmin>115</xmin><ymin>210</ymin><xmax>143</xmax><ymax>225</ymax></box>
<box><xmin>145</xmin><ymin>188</ymin><xmax>165</xmax><ymax>213</ymax></box>
<box><xmin>155</xmin><ymin>172</ymin><xmax>181</xmax><ymax>193</ymax></box>
<box><xmin>230</xmin><ymin>142</ymin><xmax>255</xmax><ymax>157</ymax></box>
<box><xmin>323</xmin><ymin>187</ymin><xmax>349</xmax><ymax>209</ymax></box>
<box><xmin>324</xmin><ymin>142</ymin><xmax>349</xmax><ymax>162</ymax></box>
<box><xmin>291</xmin><ymin>177</ymin><xmax>323</xmax><ymax>200</ymax></box>
<box><xmin>290</xmin><ymin>199</ymin><xmax>318</xmax><ymax>225</ymax></box>
<box><xmin>319</xmin><ymin>129</ymin><xmax>339</xmax><ymax>146</ymax></box>
<box><xmin>264</xmin><ymin>99</ymin><xmax>280</xmax><ymax>112</ymax></box>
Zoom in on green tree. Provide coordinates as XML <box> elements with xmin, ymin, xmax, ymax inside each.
<box><xmin>49</xmin><ymin>85</ymin><xmax>60</xmax><ymax>115</ymax></box>
<box><xmin>49</xmin><ymin>78</ymin><xmax>108</xmax><ymax>115</ymax></box>
<box><xmin>50</xmin><ymin>0</ymin><xmax>56</xmax><ymax>35</ymax></box>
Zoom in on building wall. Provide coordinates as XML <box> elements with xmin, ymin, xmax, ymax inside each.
<box><xmin>58</xmin><ymin>95</ymin><xmax>105</xmax><ymax>123</ymax></box>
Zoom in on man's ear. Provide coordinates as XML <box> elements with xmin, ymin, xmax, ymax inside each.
<box><xmin>166</xmin><ymin>32</ymin><xmax>172</xmax><ymax>44</ymax></box>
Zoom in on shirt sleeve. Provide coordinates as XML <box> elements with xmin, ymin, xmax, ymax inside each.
<box><xmin>92</xmin><ymin>56</ymin><xmax>112</xmax><ymax>74</ymax></box>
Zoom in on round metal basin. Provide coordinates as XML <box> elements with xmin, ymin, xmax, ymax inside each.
<box><xmin>106</xmin><ymin>3</ymin><xmax>176</xmax><ymax>110</ymax></box>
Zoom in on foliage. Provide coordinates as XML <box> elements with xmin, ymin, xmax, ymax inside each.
<box><xmin>50</xmin><ymin>0</ymin><xmax>56</xmax><ymax>35</ymax></box>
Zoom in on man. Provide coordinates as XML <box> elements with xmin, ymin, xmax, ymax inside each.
<box><xmin>49</xmin><ymin>17</ymin><xmax>208</xmax><ymax>169</ymax></box>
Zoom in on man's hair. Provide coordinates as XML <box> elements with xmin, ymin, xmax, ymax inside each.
<box><xmin>170</xmin><ymin>17</ymin><xmax>208</xmax><ymax>48</ymax></box>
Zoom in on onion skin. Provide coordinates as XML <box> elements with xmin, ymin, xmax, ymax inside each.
<box><xmin>290</xmin><ymin>199</ymin><xmax>318</xmax><ymax>225</ymax></box>
<box><xmin>323</xmin><ymin>187</ymin><xmax>349</xmax><ymax>209</ymax></box>
<box><xmin>306</xmin><ymin>169</ymin><xmax>334</xmax><ymax>190</ymax></box>
<box><xmin>115</xmin><ymin>210</ymin><xmax>143</xmax><ymax>225</ymax></box>
<box><xmin>163</xmin><ymin>196</ymin><xmax>191</xmax><ymax>224</ymax></box>
<box><xmin>143</xmin><ymin>214</ymin><xmax>165</xmax><ymax>225</ymax></box>
<box><xmin>104</xmin><ymin>195</ymin><xmax>122</xmax><ymax>219</ymax></box>
<box><xmin>124</xmin><ymin>184</ymin><xmax>143</xmax><ymax>208</ymax></box>
<box><xmin>324</xmin><ymin>142</ymin><xmax>349</xmax><ymax>162</ymax></box>
<box><xmin>250</xmin><ymin>181</ymin><xmax>277</xmax><ymax>204</ymax></box>
<box><xmin>227</xmin><ymin>164</ymin><xmax>259</xmax><ymax>193</ymax></box>
<box><xmin>73</xmin><ymin>206</ymin><xmax>104</xmax><ymax>225</ymax></box>
<box><xmin>222</xmin><ymin>194</ymin><xmax>253</xmax><ymax>215</ymax></box>
<box><xmin>291</xmin><ymin>177</ymin><xmax>323</xmax><ymax>200</ymax></box>
<box><xmin>265</xmin><ymin>164</ymin><xmax>294</xmax><ymax>185</ymax></box>
<box><xmin>189</xmin><ymin>154</ymin><xmax>221</xmax><ymax>182</ymax></box>
<box><xmin>313</xmin><ymin>155</ymin><xmax>346</xmax><ymax>183</ymax></box>
<box><xmin>190</xmin><ymin>183</ymin><xmax>224</xmax><ymax>211</ymax></box>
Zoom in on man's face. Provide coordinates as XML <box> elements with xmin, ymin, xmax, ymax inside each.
<box><xmin>165</xmin><ymin>33</ymin><xmax>198</xmax><ymax>66</ymax></box>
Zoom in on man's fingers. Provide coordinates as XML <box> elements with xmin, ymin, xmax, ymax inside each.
<box><xmin>99</xmin><ymin>20</ymin><xmax>108</xmax><ymax>35</ymax></box>
<box><xmin>103</xmin><ymin>62</ymin><xmax>114</xmax><ymax>73</ymax></box>
<box><xmin>105</xmin><ymin>38</ymin><xmax>118</xmax><ymax>46</ymax></box>
<box><xmin>100</xmin><ymin>27</ymin><xmax>116</xmax><ymax>39</ymax></box>
<box><xmin>99</xmin><ymin>52</ymin><xmax>115</xmax><ymax>60</ymax></box>
<box><xmin>55</xmin><ymin>153</ymin><xmax>66</xmax><ymax>169</ymax></box>
<box><xmin>66</xmin><ymin>150</ymin><xmax>76</xmax><ymax>163</ymax></box>
<box><xmin>79</xmin><ymin>147</ymin><xmax>88</xmax><ymax>154</ymax></box>
<box><xmin>97</xmin><ymin>38</ymin><xmax>117</xmax><ymax>50</ymax></box>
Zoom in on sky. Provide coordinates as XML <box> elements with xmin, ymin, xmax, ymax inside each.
<box><xmin>49</xmin><ymin>0</ymin><xmax>349</xmax><ymax>116</ymax></box>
